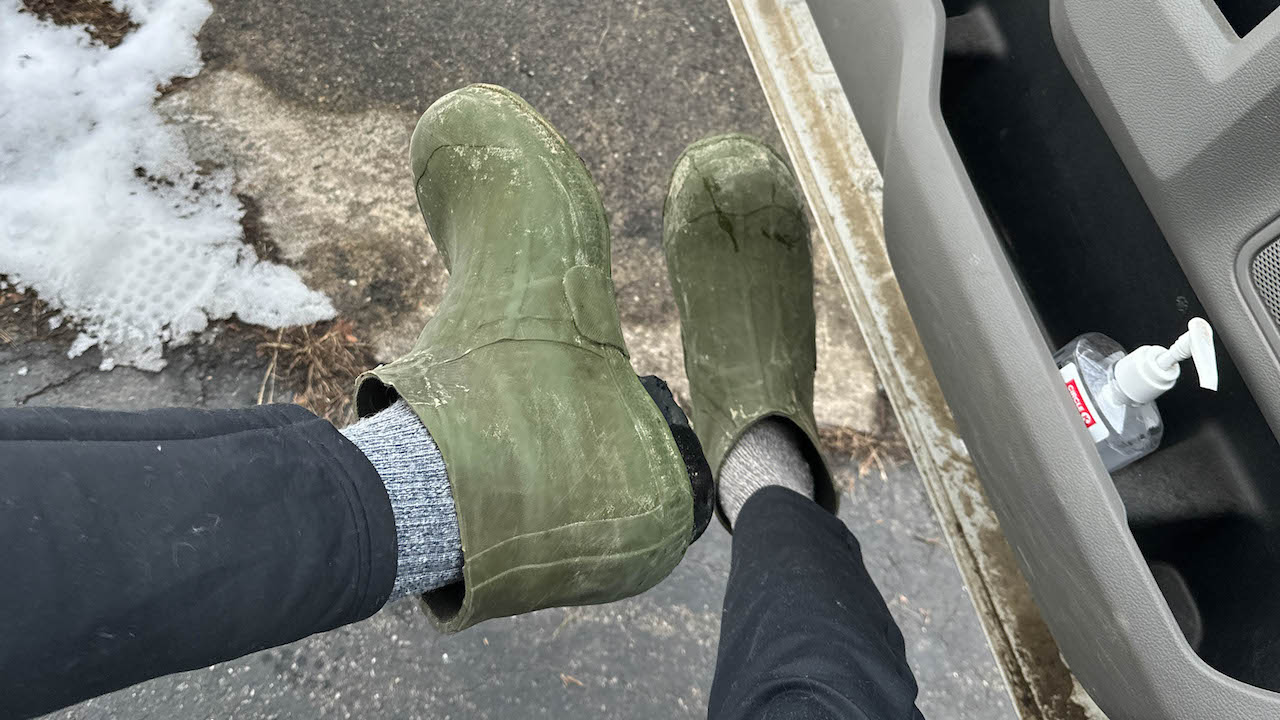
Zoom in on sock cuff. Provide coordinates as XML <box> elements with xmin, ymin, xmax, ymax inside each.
<box><xmin>341</xmin><ymin>400</ymin><xmax>464</xmax><ymax>601</ymax></box>
<box><xmin>719</xmin><ymin>418</ymin><xmax>817</xmax><ymax>527</ymax></box>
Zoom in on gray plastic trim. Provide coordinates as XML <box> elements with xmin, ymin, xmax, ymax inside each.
<box><xmin>806</xmin><ymin>0</ymin><xmax>1280</xmax><ymax>717</ymax></box>
<box><xmin>1238</xmin><ymin>219</ymin><xmax>1280</xmax><ymax>355</ymax></box>
<box><xmin>1052</xmin><ymin>0</ymin><xmax>1280</xmax><ymax>439</ymax></box>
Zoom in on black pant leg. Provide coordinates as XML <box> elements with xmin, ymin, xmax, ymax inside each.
<box><xmin>708</xmin><ymin>486</ymin><xmax>924</xmax><ymax>720</ymax></box>
<box><xmin>0</xmin><ymin>404</ymin><xmax>398</xmax><ymax>719</ymax></box>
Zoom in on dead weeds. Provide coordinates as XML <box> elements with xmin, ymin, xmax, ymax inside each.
<box><xmin>0</xmin><ymin>281</ymin><xmax>77</xmax><ymax>346</ymax></box>
<box><xmin>820</xmin><ymin>424</ymin><xmax>911</xmax><ymax>488</ymax></box>
<box><xmin>819</xmin><ymin>390</ymin><xmax>912</xmax><ymax>488</ymax></box>
<box><xmin>254</xmin><ymin>319</ymin><xmax>377</xmax><ymax>425</ymax></box>
<box><xmin>20</xmin><ymin>0</ymin><xmax>137</xmax><ymax>48</ymax></box>
<box><xmin>3</xmin><ymin>277</ymin><xmax>375</xmax><ymax>424</ymax></box>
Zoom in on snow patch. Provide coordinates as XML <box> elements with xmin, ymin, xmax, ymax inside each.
<box><xmin>0</xmin><ymin>0</ymin><xmax>334</xmax><ymax>371</ymax></box>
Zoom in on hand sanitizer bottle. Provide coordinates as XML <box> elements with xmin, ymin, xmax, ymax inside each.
<box><xmin>1055</xmin><ymin>318</ymin><xmax>1218</xmax><ymax>471</ymax></box>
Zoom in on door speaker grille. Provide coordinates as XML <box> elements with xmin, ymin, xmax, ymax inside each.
<box><xmin>1251</xmin><ymin>238</ymin><xmax>1280</xmax><ymax>324</ymax></box>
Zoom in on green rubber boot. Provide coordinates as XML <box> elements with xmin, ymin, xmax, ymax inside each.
<box><xmin>662</xmin><ymin>134</ymin><xmax>837</xmax><ymax>529</ymax></box>
<box><xmin>356</xmin><ymin>84</ymin><xmax>710</xmax><ymax>632</ymax></box>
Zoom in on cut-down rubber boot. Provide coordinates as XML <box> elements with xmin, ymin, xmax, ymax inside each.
<box><xmin>662</xmin><ymin>133</ymin><xmax>837</xmax><ymax>528</ymax></box>
<box><xmin>356</xmin><ymin>84</ymin><xmax>711</xmax><ymax>632</ymax></box>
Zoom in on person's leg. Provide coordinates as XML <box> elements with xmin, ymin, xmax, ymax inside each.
<box><xmin>707</xmin><ymin>420</ymin><xmax>922</xmax><ymax>719</ymax></box>
<box><xmin>0</xmin><ymin>403</ymin><xmax>404</xmax><ymax>717</ymax></box>
<box><xmin>2</xmin><ymin>83</ymin><xmax>714</xmax><ymax>718</ymax></box>
<box><xmin>708</xmin><ymin>483</ymin><xmax>923</xmax><ymax>720</ymax></box>
<box><xmin>661</xmin><ymin>134</ymin><xmax>922</xmax><ymax>718</ymax></box>
<box><xmin>1</xmin><ymin>382</ymin><xmax>701</xmax><ymax>718</ymax></box>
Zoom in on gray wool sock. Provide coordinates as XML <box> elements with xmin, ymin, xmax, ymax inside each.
<box><xmin>718</xmin><ymin>418</ymin><xmax>816</xmax><ymax>527</ymax></box>
<box><xmin>341</xmin><ymin>400</ymin><xmax>464</xmax><ymax>602</ymax></box>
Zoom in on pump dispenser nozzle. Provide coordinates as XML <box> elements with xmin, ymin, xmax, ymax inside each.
<box><xmin>1113</xmin><ymin>318</ymin><xmax>1218</xmax><ymax>404</ymax></box>
<box><xmin>1157</xmin><ymin>318</ymin><xmax>1217</xmax><ymax>390</ymax></box>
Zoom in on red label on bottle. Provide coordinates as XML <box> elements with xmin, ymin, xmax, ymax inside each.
<box><xmin>1065</xmin><ymin>378</ymin><xmax>1096</xmax><ymax>428</ymax></box>
<box><xmin>1060</xmin><ymin>361</ymin><xmax>1110</xmax><ymax>442</ymax></box>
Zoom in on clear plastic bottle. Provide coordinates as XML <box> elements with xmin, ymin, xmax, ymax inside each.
<box><xmin>1054</xmin><ymin>319</ymin><xmax>1217</xmax><ymax>472</ymax></box>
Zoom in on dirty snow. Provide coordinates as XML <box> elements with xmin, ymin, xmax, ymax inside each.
<box><xmin>0</xmin><ymin>0</ymin><xmax>334</xmax><ymax>371</ymax></box>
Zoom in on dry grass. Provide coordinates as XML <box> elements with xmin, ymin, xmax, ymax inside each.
<box><xmin>254</xmin><ymin>319</ymin><xmax>378</xmax><ymax>425</ymax></box>
<box><xmin>20</xmin><ymin>0</ymin><xmax>137</xmax><ymax>47</ymax></box>
<box><xmin>823</xmin><ymin>391</ymin><xmax>913</xmax><ymax>485</ymax></box>
<box><xmin>2</xmin><ymin>277</ymin><xmax>374</xmax><ymax>424</ymax></box>
<box><xmin>820</xmin><ymin>423</ymin><xmax>911</xmax><ymax>489</ymax></box>
<box><xmin>0</xmin><ymin>281</ymin><xmax>76</xmax><ymax>346</ymax></box>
